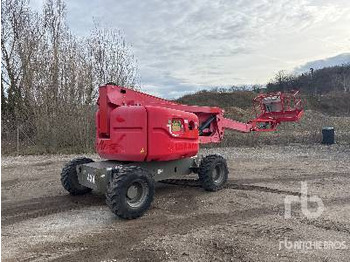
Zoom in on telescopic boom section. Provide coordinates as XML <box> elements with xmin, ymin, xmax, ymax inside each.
<box><xmin>97</xmin><ymin>85</ymin><xmax>303</xmax><ymax>147</ymax></box>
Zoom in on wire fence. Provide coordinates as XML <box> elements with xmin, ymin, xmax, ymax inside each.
<box><xmin>1</xmin><ymin>106</ymin><xmax>96</xmax><ymax>155</ymax></box>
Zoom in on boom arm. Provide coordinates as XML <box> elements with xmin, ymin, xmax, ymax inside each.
<box><xmin>98</xmin><ymin>84</ymin><xmax>303</xmax><ymax>145</ymax></box>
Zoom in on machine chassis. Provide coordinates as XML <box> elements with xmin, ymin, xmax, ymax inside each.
<box><xmin>77</xmin><ymin>157</ymin><xmax>199</xmax><ymax>194</ymax></box>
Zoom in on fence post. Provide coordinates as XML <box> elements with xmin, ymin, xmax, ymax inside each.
<box><xmin>17</xmin><ymin>126</ymin><xmax>20</xmax><ymax>155</ymax></box>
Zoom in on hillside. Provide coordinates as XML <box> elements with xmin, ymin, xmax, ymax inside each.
<box><xmin>178</xmin><ymin>90</ymin><xmax>255</xmax><ymax>110</ymax></box>
<box><xmin>266</xmin><ymin>64</ymin><xmax>350</xmax><ymax>94</ymax></box>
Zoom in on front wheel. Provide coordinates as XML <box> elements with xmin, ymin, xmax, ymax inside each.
<box><xmin>198</xmin><ymin>154</ymin><xmax>228</xmax><ymax>191</ymax></box>
<box><xmin>106</xmin><ymin>166</ymin><xmax>155</xmax><ymax>219</ymax></box>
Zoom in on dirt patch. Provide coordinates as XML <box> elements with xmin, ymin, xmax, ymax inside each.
<box><xmin>2</xmin><ymin>145</ymin><xmax>350</xmax><ymax>261</ymax></box>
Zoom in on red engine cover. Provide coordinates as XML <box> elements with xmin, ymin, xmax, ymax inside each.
<box><xmin>96</xmin><ymin>105</ymin><xmax>199</xmax><ymax>162</ymax></box>
<box><xmin>146</xmin><ymin>106</ymin><xmax>199</xmax><ymax>161</ymax></box>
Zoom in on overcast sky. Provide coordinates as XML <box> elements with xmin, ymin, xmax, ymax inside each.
<box><xmin>32</xmin><ymin>0</ymin><xmax>350</xmax><ymax>98</ymax></box>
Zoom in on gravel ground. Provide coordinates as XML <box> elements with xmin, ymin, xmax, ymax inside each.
<box><xmin>1</xmin><ymin>144</ymin><xmax>350</xmax><ymax>261</ymax></box>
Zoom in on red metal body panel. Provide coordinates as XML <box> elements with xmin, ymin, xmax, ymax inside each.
<box><xmin>98</xmin><ymin>86</ymin><xmax>110</xmax><ymax>137</ymax></box>
<box><xmin>105</xmin><ymin>85</ymin><xmax>222</xmax><ymax>114</ymax></box>
<box><xmin>96</xmin><ymin>85</ymin><xmax>200</xmax><ymax>161</ymax></box>
<box><xmin>96</xmin><ymin>85</ymin><xmax>304</xmax><ymax>161</ymax></box>
<box><xmin>146</xmin><ymin>106</ymin><xmax>198</xmax><ymax>161</ymax></box>
<box><xmin>96</xmin><ymin>104</ymin><xmax>199</xmax><ymax>161</ymax></box>
<box><xmin>96</xmin><ymin>106</ymin><xmax>147</xmax><ymax>161</ymax></box>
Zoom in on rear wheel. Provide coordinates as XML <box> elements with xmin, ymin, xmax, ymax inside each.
<box><xmin>106</xmin><ymin>166</ymin><xmax>155</xmax><ymax>219</ymax></box>
<box><xmin>61</xmin><ymin>157</ymin><xmax>94</xmax><ymax>195</ymax></box>
<box><xmin>198</xmin><ymin>154</ymin><xmax>228</xmax><ymax>191</ymax></box>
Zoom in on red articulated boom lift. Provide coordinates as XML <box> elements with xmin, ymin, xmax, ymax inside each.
<box><xmin>61</xmin><ymin>84</ymin><xmax>303</xmax><ymax>219</ymax></box>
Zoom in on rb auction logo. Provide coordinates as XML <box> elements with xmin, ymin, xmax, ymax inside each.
<box><xmin>284</xmin><ymin>181</ymin><xmax>324</xmax><ymax>219</ymax></box>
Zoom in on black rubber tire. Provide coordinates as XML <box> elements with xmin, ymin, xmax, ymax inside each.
<box><xmin>198</xmin><ymin>154</ymin><xmax>228</xmax><ymax>191</ymax></box>
<box><xmin>61</xmin><ymin>157</ymin><xmax>94</xmax><ymax>195</ymax></box>
<box><xmin>106</xmin><ymin>166</ymin><xmax>155</xmax><ymax>219</ymax></box>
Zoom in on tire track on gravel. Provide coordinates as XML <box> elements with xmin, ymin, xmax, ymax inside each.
<box><xmin>160</xmin><ymin>179</ymin><xmax>303</xmax><ymax>196</ymax></box>
<box><xmin>28</xmin><ymin>206</ymin><xmax>283</xmax><ymax>262</ymax></box>
<box><xmin>1</xmin><ymin>194</ymin><xmax>105</xmax><ymax>226</ymax></box>
<box><xmin>299</xmin><ymin>218</ymin><xmax>350</xmax><ymax>235</ymax></box>
<box><xmin>234</xmin><ymin>172</ymin><xmax>350</xmax><ymax>184</ymax></box>
<box><xmin>3</xmin><ymin>180</ymin><xmax>349</xmax><ymax>227</ymax></box>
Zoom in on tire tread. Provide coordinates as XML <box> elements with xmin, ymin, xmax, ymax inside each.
<box><xmin>61</xmin><ymin>157</ymin><xmax>93</xmax><ymax>195</ymax></box>
<box><xmin>198</xmin><ymin>154</ymin><xmax>228</xmax><ymax>192</ymax></box>
<box><xmin>106</xmin><ymin>166</ymin><xmax>155</xmax><ymax>219</ymax></box>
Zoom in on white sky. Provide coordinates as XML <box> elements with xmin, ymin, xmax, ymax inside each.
<box><xmin>31</xmin><ymin>0</ymin><xmax>350</xmax><ymax>98</ymax></box>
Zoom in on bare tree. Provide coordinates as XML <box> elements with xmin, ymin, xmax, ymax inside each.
<box><xmin>1</xmin><ymin>0</ymin><xmax>139</xmax><ymax>154</ymax></box>
<box><xmin>87</xmin><ymin>23</ymin><xmax>139</xmax><ymax>90</ymax></box>
<box><xmin>1</xmin><ymin>0</ymin><xmax>31</xmax><ymax>123</ymax></box>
